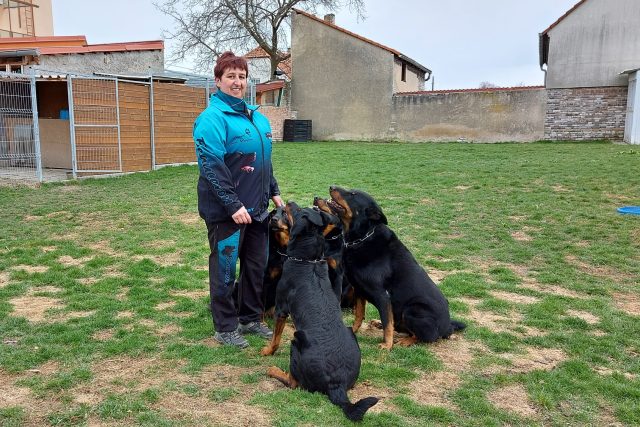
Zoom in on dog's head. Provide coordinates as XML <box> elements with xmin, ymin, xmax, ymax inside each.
<box><xmin>313</xmin><ymin>196</ymin><xmax>343</xmax><ymax>240</ymax></box>
<box><xmin>326</xmin><ymin>186</ymin><xmax>387</xmax><ymax>235</ymax></box>
<box><xmin>284</xmin><ymin>201</ymin><xmax>338</xmax><ymax>258</ymax></box>
<box><xmin>269</xmin><ymin>205</ymin><xmax>290</xmax><ymax>248</ymax></box>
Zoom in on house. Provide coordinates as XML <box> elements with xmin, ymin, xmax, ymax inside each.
<box><xmin>245</xmin><ymin>46</ymin><xmax>291</xmax><ymax>83</ymax></box>
<box><xmin>0</xmin><ymin>35</ymin><xmax>164</xmax><ymax>75</ymax></box>
<box><xmin>291</xmin><ymin>9</ymin><xmax>431</xmax><ymax>140</ymax></box>
<box><xmin>0</xmin><ymin>0</ymin><xmax>53</xmax><ymax>39</ymax></box>
<box><xmin>539</xmin><ymin>0</ymin><xmax>640</xmax><ymax>142</ymax></box>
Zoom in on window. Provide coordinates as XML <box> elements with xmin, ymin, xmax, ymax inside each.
<box><xmin>401</xmin><ymin>63</ymin><xmax>407</xmax><ymax>82</ymax></box>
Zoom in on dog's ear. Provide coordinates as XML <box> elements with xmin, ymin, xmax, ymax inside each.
<box><xmin>367</xmin><ymin>206</ymin><xmax>388</xmax><ymax>225</ymax></box>
<box><xmin>304</xmin><ymin>209</ymin><xmax>324</xmax><ymax>227</ymax></box>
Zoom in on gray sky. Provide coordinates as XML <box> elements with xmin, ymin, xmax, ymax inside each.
<box><xmin>52</xmin><ymin>0</ymin><xmax>579</xmax><ymax>90</ymax></box>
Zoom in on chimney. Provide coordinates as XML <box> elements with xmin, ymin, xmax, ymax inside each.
<box><xmin>324</xmin><ymin>13</ymin><xmax>335</xmax><ymax>24</ymax></box>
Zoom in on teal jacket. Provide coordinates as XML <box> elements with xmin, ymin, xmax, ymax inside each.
<box><xmin>194</xmin><ymin>94</ymin><xmax>280</xmax><ymax>223</ymax></box>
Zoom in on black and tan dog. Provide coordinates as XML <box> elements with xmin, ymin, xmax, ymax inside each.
<box><xmin>262</xmin><ymin>206</ymin><xmax>290</xmax><ymax>315</ymax></box>
<box><xmin>313</xmin><ymin>196</ymin><xmax>354</xmax><ymax>309</ymax></box>
<box><xmin>325</xmin><ymin>186</ymin><xmax>466</xmax><ymax>350</ymax></box>
<box><xmin>261</xmin><ymin>201</ymin><xmax>378</xmax><ymax>422</ymax></box>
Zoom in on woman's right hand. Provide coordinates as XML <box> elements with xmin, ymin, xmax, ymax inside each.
<box><xmin>232</xmin><ymin>206</ymin><xmax>252</xmax><ymax>224</ymax></box>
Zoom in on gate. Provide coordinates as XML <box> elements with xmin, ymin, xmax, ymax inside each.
<box><xmin>68</xmin><ymin>76</ymin><xmax>121</xmax><ymax>176</ymax></box>
<box><xmin>0</xmin><ymin>71</ymin><xmax>42</xmax><ymax>181</ymax></box>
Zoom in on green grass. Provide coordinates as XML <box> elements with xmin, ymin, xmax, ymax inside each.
<box><xmin>1</xmin><ymin>141</ymin><xmax>639</xmax><ymax>426</ymax></box>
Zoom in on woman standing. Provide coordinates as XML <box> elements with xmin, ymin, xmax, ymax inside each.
<box><xmin>194</xmin><ymin>51</ymin><xmax>283</xmax><ymax>348</ymax></box>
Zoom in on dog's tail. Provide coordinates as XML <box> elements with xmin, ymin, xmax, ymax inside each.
<box><xmin>327</xmin><ymin>387</ymin><xmax>378</xmax><ymax>422</ymax></box>
<box><xmin>450</xmin><ymin>319</ymin><xmax>467</xmax><ymax>332</ymax></box>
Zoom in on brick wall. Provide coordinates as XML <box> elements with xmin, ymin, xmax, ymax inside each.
<box><xmin>545</xmin><ymin>87</ymin><xmax>628</xmax><ymax>141</ymax></box>
<box><xmin>260</xmin><ymin>106</ymin><xmax>296</xmax><ymax>141</ymax></box>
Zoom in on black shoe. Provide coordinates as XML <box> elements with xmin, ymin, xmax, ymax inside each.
<box><xmin>238</xmin><ymin>321</ymin><xmax>273</xmax><ymax>339</ymax></box>
<box><xmin>214</xmin><ymin>329</ymin><xmax>249</xmax><ymax>348</ymax></box>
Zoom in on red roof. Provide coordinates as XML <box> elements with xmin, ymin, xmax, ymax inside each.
<box><xmin>541</xmin><ymin>0</ymin><xmax>589</xmax><ymax>35</ymax></box>
<box><xmin>0</xmin><ymin>36</ymin><xmax>163</xmax><ymax>55</ymax></box>
<box><xmin>396</xmin><ymin>86</ymin><xmax>544</xmax><ymax>96</ymax></box>
<box><xmin>256</xmin><ymin>80</ymin><xmax>285</xmax><ymax>93</ymax></box>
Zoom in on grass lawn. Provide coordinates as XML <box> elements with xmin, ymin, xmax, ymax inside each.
<box><xmin>0</xmin><ymin>141</ymin><xmax>639</xmax><ymax>426</ymax></box>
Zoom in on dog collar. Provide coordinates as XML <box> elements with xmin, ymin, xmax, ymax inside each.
<box><xmin>343</xmin><ymin>226</ymin><xmax>377</xmax><ymax>248</ymax></box>
<box><xmin>278</xmin><ymin>250</ymin><xmax>326</xmax><ymax>264</ymax></box>
<box><xmin>287</xmin><ymin>256</ymin><xmax>327</xmax><ymax>264</ymax></box>
<box><xmin>326</xmin><ymin>233</ymin><xmax>344</xmax><ymax>241</ymax></box>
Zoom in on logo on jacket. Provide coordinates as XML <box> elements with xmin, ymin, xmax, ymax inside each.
<box><xmin>239</xmin><ymin>152</ymin><xmax>256</xmax><ymax>173</ymax></box>
<box><xmin>266</xmin><ymin>132</ymin><xmax>272</xmax><ymax>139</ymax></box>
<box><xmin>245</xmin><ymin>128</ymin><xmax>251</xmax><ymax>135</ymax></box>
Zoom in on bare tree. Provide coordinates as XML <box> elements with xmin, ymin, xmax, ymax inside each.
<box><xmin>156</xmin><ymin>0</ymin><xmax>365</xmax><ymax>75</ymax></box>
<box><xmin>478</xmin><ymin>81</ymin><xmax>498</xmax><ymax>89</ymax></box>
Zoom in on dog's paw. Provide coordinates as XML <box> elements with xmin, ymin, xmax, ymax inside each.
<box><xmin>378</xmin><ymin>341</ymin><xmax>393</xmax><ymax>351</ymax></box>
<box><xmin>266</xmin><ymin>366</ymin><xmax>282</xmax><ymax>377</ymax></box>
<box><xmin>260</xmin><ymin>346</ymin><xmax>275</xmax><ymax>356</ymax></box>
<box><xmin>395</xmin><ymin>336</ymin><xmax>418</xmax><ymax>347</ymax></box>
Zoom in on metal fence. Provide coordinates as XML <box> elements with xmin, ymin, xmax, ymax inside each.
<box><xmin>68</xmin><ymin>76</ymin><xmax>122</xmax><ymax>176</ymax></box>
<box><xmin>0</xmin><ymin>69</ymin><xmax>258</xmax><ymax>183</ymax></box>
<box><xmin>0</xmin><ymin>71</ymin><xmax>41</xmax><ymax>182</ymax></box>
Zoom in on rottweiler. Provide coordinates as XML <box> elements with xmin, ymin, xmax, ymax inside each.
<box><xmin>261</xmin><ymin>201</ymin><xmax>378</xmax><ymax>422</ymax></box>
<box><xmin>262</xmin><ymin>206</ymin><xmax>290</xmax><ymax>316</ymax></box>
<box><xmin>314</xmin><ymin>196</ymin><xmax>354</xmax><ymax>309</ymax></box>
<box><xmin>325</xmin><ymin>186</ymin><xmax>466</xmax><ymax>350</ymax></box>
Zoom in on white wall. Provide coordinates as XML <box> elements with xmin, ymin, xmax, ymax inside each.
<box><xmin>546</xmin><ymin>0</ymin><xmax>640</xmax><ymax>88</ymax></box>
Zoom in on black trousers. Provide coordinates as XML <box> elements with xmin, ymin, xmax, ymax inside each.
<box><xmin>206</xmin><ymin>217</ymin><xmax>268</xmax><ymax>332</ymax></box>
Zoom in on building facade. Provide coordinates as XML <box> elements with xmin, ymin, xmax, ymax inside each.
<box><xmin>540</xmin><ymin>0</ymin><xmax>640</xmax><ymax>141</ymax></box>
<box><xmin>0</xmin><ymin>0</ymin><xmax>53</xmax><ymax>38</ymax></box>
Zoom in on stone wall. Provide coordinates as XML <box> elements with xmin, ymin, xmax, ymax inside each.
<box><xmin>261</xmin><ymin>106</ymin><xmax>296</xmax><ymax>141</ymax></box>
<box><xmin>391</xmin><ymin>87</ymin><xmax>546</xmax><ymax>143</ymax></box>
<box><xmin>544</xmin><ymin>87</ymin><xmax>628</xmax><ymax>141</ymax></box>
<box><xmin>29</xmin><ymin>50</ymin><xmax>164</xmax><ymax>75</ymax></box>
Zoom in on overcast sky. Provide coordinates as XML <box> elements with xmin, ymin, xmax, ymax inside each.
<box><xmin>52</xmin><ymin>0</ymin><xmax>579</xmax><ymax>90</ymax></box>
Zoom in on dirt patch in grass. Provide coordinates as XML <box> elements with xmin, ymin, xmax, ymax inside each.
<box><xmin>41</xmin><ymin>246</ymin><xmax>57</xmax><ymax>253</ymax></box>
<box><xmin>489</xmin><ymin>291</ymin><xmax>540</xmax><ymax>305</ymax></box>
<box><xmin>92</xmin><ymin>329</ymin><xmax>115</xmax><ymax>341</ymax></box>
<box><xmin>511</xmin><ymin>231</ymin><xmax>533</xmax><ymax>242</ymax></box>
<box><xmin>12</xmin><ymin>264</ymin><xmax>49</xmax><ymax>274</ymax></box>
<box><xmin>566</xmin><ymin>309</ymin><xmax>600</xmax><ymax>325</ymax></box>
<box><xmin>488</xmin><ymin>347</ymin><xmax>567</xmax><ymax>375</ymax></box>
<box><xmin>156</xmin><ymin>324</ymin><xmax>182</xmax><ymax>336</ymax></box>
<box><xmin>565</xmin><ymin>255</ymin><xmax>633</xmax><ymax>281</ymax></box>
<box><xmin>171</xmin><ymin>289</ymin><xmax>209</xmax><ymax>299</ymax></box>
<box><xmin>155</xmin><ymin>301</ymin><xmax>177</xmax><ymax>311</ymax></box>
<box><xmin>177</xmin><ymin>212</ymin><xmax>201</xmax><ymax>226</ymax></box>
<box><xmin>144</xmin><ymin>240</ymin><xmax>176</xmax><ymax>249</ymax></box>
<box><xmin>612</xmin><ymin>292</ymin><xmax>640</xmax><ymax>317</ymax></box>
<box><xmin>458</xmin><ymin>298</ymin><xmax>523</xmax><ymax>334</ymax></box>
<box><xmin>85</xmin><ymin>241</ymin><xmax>123</xmax><ymax>257</ymax></box>
<box><xmin>28</xmin><ymin>285</ymin><xmax>62</xmax><ymax>294</ymax></box>
<box><xmin>78</xmin><ymin>277</ymin><xmax>99</xmax><ymax>286</ymax></box>
<box><xmin>454</xmin><ymin>185</ymin><xmax>471</xmax><ymax>191</ymax></box>
<box><xmin>411</xmin><ymin>370</ymin><xmax>460</xmax><ymax>409</ymax></box>
<box><xmin>487</xmin><ymin>384</ymin><xmax>538</xmax><ymax>417</ymax></box>
<box><xmin>116</xmin><ymin>311</ymin><xmax>134</xmax><ymax>319</ymax></box>
<box><xmin>8</xmin><ymin>295</ymin><xmax>63</xmax><ymax>322</ymax></box>
<box><xmin>58</xmin><ymin>255</ymin><xmax>94</xmax><ymax>267</ymax></box>
<box><xmin>0</xmin><ymin>271</ymin><xmax>10</xmax><ymax>288</ymax></box>
<box><xmin>0</xmin><ymin>368</ymin><xmax>64</xmax><ymax>425</ymax></box>
<box><xmin>519</xmin><ymin>282</ymin><xmax>588</xmax><ymax>300</ymax></box>
<box><xmin>552</xmin><ymin>184</ymin><xmax>571</xmax><ymax>193</ymax></box>
<box><xmin>430</xmin><ymin>336</ymin><xmax>486</xmax><ymax>372</ymax></box>
<box><xmin>593</xmin><ymin>366</ymin><xmax>637</xmax><ymax>380</ymax></box>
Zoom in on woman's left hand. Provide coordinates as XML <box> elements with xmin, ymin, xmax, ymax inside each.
<box><xmin>272</xmin><ymin>195</ymin><xmax>284</xmax><ymax>208</ymax></box>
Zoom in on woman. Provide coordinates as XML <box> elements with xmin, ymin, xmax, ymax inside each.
<box><xmin>194</xmin><ymin>51</ymin><xmax>284</xmax><ymax>348</ymax></box>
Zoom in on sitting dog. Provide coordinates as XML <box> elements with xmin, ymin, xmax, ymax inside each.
<box><xmin>263</xmin><ymin>206</ymin><xmax>290</xmax><ymax>315</ymax></box>
<box><xmin>261</xmin><ymin>201</ymin><xmax>378</xmax><ymax>422</ymax></box>
<box><xmin>325</xmin><ymin>186</ymin><xmax>466</xmax><ymax>350</ymax></box>
<box><xmin>313</xmin><ymin>196</ymin><xmax>354</xmax><ymax>309</ymax></box>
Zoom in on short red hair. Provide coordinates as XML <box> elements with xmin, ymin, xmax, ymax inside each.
<box><xmin>214</xmin><ymin>51</ymin><xmax>249</xmax><ymax>79</ymax></box>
